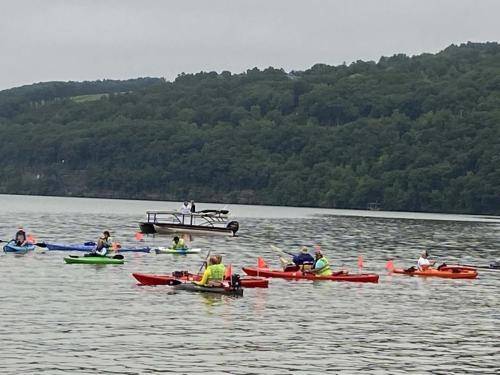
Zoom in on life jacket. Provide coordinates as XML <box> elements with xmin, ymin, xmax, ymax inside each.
<box><xmin>208</xmin><ymin>264</ymin><xmax>225</xmax><ymax>282</ymax></box>
<box><xmin>315</xmin><ymin>256</ymin><xmax>332</xmax><ymax>276</ymax></box>
<box><xmin>172</xmin><ymin>238</ymin><xmax>185</xmax><ymax>249</ymax></box>
<box><xmin>15</xmin><ymin>230</ymin><xmax>26</xmax><ymax>244</ymax></box>
<box><xmin>103</xmin><ymin>237</ymin><xmax>113</xmax><ymax>248</ymax></box>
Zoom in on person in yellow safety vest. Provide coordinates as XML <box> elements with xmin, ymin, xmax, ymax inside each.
<box><xmin>196</xmin><ymin>255</ymin><xmax>226</xmax><ymax>286</ymax></box>
<box><xmin>310</xmin><ymin>249</ymin><xmax>332</xmax><ymax>276</ymax></box>
<box><xmin>171</xmin><ymin>236</ymin><xmax>186</xmax><ymax>249</ymax></box>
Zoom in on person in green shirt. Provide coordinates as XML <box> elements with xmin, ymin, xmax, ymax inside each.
<box><xmin>196</xmin><ymin>255</ymin><xmax>226</xmax><ymax>286</ymax></box>
<box><xmin>310</xmin><ymin>249</ymin><xmax>332</xmax><ymax>276</ymax></box>
<box><xmin>171</xmin><ymin>236</ymin><xmax>186</xmax><ymax>250</ymax></box>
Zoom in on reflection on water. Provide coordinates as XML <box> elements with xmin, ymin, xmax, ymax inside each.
<box><xmin>0</xmin><ymin>195</ymin><xmax>499</xmax><ymax>374</ymax></box>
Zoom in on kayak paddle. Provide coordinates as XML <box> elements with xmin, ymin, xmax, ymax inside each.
<box><xmin>0</xmin><ymin>239</ymin><xmax>47</xmax><ymax>247</ymax></box>
<box><xmin>198</xmin><ymin>250</ymin><xmax>211</xmax><ymax>274</ymax></box>
<box><xmin>458</xmin><ymin>263</ymin><xmax>500</xmax><ymax>270</ymax></box>
<box><xmin>270</xmin><ymin>245</ymin><xmax>294</xmax><ymax>257</ymax></box>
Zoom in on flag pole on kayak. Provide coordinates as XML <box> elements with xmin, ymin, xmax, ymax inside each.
<box><xmin>358</xmin><ymin>255</ymin><xmax>364</xmax><ymax>269</ymax></box>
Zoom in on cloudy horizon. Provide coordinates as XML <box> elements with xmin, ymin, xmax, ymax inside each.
<box><xmin>1</xmin><ymin>0</ymin><xmax>499</xmax><ymax>90</ymax></box>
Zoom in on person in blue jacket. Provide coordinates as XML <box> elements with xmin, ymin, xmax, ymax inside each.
<box><xmin>292</xmin><ymin>246</ymin><xmax>315</xmax><ymax>268</ymax></box>
<box><xmin>281</xmin><ymin>246</ymin><xmax>315</xmax><ymax>271</ymax></box>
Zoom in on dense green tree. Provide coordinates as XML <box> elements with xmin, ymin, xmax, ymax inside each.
<box><xmin>1</xmin><ymin>42</ymin><xmax>500</xmax><ymax>214</ymax></box>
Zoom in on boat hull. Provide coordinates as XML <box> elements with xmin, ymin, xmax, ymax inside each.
<box><xmin>153</xmin><ymin>223</ymin><xmax>236</xmax><ymax>236</ymax></box>
<box><xmin>392</xmin><ymin>267</ymin><xmax>477</xmax><ymax>279</ymax></box>
<box><xmin>139</xmin><ymin>222</ymin><xmax>156</xmax><ymax>234</ymax></box>
<box><xmin>3</xmin><ymin>242</ymin><xmax>36</xmax><ymax>254</ymax></box>
<box><xmin>132</xmin><ymin>272</ymin><xmax>268</xmax><ymax>288</ymax></box>
<box><xmin>64</xmin><ymin>256</ymin><xmax>124</xmax><ymax>265</ymax></box>
<box><xmin>242</xmin><ymin>267</ymin><xmax>379</xmax><ymax>283</ymax></box>
<box><xmin>173</xmin><ymin>282</ymin><xmax>243</xmax><ymax>296</ymax></box>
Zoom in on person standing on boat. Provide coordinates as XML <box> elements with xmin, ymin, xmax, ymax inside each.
<box><xmin>196</xmin><ymin>255</ymin><xmax>225</xmax><ymax>286</ymax></box>
<box><xmin>310</xmin><ymin>249</ymin><xmax>332</xmax><ymax>276</ymax></box>
<box><xmin>417</xmin><ymin>250</ymin><xmax>435</xmax><ymax>271</ymax></box>
<box><xmin>93</xmin><ymin>231</ymin><xmax>112</xmax><ymax>256</ymax></box>
<box><xmin>14</xmin><ymin>225</ymin><xmax>27</xmax><ymax>246</ymax></box>
<box><xmin>171</xmin><ymin>236</ymin><xmax>186</xmax><ymax>250</ymax></box>
<box><xmin>179</xmin><ymin>200</ymin><xmax>191</xmax><ymax>224</ymax></box>
<box><xmin>190</xmin><ymin>200</ymin><xmax>196</xmax><ymax>213</ymax></box>
<box><xmin>180</xmin><ymin>201</ymin><xmax>191</xmax><ymax>215</ymax></box>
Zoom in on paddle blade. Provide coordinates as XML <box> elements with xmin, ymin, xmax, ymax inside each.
<box><xmin>385</xmin><ymin>259</ymin><xmax>394</xmax><ymax>272</ymax></box>
<box><xmin>358</xmin><ymin>255</ymin><xmax>364</xmax><ymax>268</ymax></box>
<box><xmin>257</xmin><ymin>257</ymin><xmax>268</xmax><ymax>268</ymax></box>
<box><xmin>134</xmin><ymin>232</ymin><xmax>144</xmax><ymax>241</ymax></box>
<box><xmin>224</xmin><ymin>263</ymin><xmax>233</xmax><ymax>279</ymax></box>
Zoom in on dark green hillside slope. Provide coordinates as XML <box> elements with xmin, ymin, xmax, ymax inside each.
<box><xmin>1</xmin><ymin>42</ymin><xmax>499</xmax><ymax>214</ymax></box>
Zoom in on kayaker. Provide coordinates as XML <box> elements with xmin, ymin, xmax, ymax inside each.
<box><xmin>14</xmin><ymin>225</ymin><xmax>27</xmax><ymax>246</ymax></box>
<box><xmin>292</xmin><ymin>246</ymin><xmax>315</xmax><ymax>270</ymax></box>
<box><xmin>195</xmin><ymin>255</ymin><xmax>226</xmax><ymax>286</ymax></box>
<box><xmin>91</xmin><ymin>230</ymin><xmax>112</xmax><ymax>256</ymax></box>
<box><xmin>417</xmin><ymin>250</ymin><xmax>435</xmax><ymax>271</ymax></box>
<box><xmin>310</xmin><ymin>249</ymin><xmax>332</xmax><ymax>276</ymax></box>
<box><xmin>171</xmin><ymin>236</ymin><xmax>186</xmax><ymax>250</ymax></box>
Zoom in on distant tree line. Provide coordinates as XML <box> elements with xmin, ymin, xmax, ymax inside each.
<box><xmin>0</xmin><ymin>42</ymin><xmax>499</xmax><ymax>214</ymax></box>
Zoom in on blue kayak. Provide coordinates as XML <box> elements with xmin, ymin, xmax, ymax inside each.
<box><xmin>44</xmin><ymin>242</ymin><xmax>150</xmax><ymax>253</ymax></box>
<box><xmin>3</xmin><ymin>241</ymin><xmax>36</xmax><ymax>254</ymax></box>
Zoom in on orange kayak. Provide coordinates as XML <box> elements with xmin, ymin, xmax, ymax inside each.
<box><xmin>392</xmin><ymin>267</ymin><xmax>477</xmax><ymax>279</ymax></box>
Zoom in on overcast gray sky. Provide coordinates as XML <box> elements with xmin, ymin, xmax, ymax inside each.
<box><xmin>1</xmin><ymin>0</ymin><xmax>499</xmax><ymax>90</ymax></box>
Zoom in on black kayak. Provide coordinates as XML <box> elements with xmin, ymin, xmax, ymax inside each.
<box><xmin>173</xmin><ymin>282</ymin><xmax>243</xmax><ymax>296</ymax></box>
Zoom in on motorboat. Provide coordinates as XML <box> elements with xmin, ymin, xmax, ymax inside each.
<box><xmin>138</xmin><ymin>209</ymin><xmax>239</xmax><ymax>236</ymax></box>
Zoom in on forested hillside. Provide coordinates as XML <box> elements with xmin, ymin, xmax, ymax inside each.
<box><xmin>1</xmin><ymin>42</ymin><xmax>500</xmax><ymax>214</ymax></box>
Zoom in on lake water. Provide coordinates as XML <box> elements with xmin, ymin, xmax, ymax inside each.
<box><xmin>0</xmin><ymin>194</ymin><xmax>499</xmax><ymax>374</ymax></box>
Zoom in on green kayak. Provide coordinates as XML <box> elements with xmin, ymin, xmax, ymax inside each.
<box><xmin>64</xmin><ymin>255</ymin><xmax>124</xmax><ymax>265</ymax></box>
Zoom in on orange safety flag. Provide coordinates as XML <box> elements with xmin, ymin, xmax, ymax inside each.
<box><xmin>27</xmin><ymin>234</ymin><xmax>35</xmax><ymax>243</ymax></box>
<box><xmin>134</xmin><ymin>232</ymin><xmax>144</xmax><ymax>241</ymax></box>
<box><xmin>385</xmin><ymin>259</ymin><xmax>394</xmax><ymax>272</ymax></box>
<box><xmin>224</xmin><ymin>263</ymin><xmax>233</xmax><ymax>279</ymax></box>
<box><xmin>357</xmin><ymin>255</ymin><xmax>364</xmax><ymax>268</ymax></box>
<box><xmin>257</xmin><ymin>257</ymin><xmax>268</xmax><ymax>268</ymax></box>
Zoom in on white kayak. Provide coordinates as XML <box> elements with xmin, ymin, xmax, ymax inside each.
<box><xmin>153</xmin><ymin>247</ymin><xmax>202</xmax><ymax>255</ymax></box>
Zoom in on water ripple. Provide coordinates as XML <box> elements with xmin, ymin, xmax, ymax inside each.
<box><xmin>0</xmin><ymin>197</ymin><xmax>499</xmax><ymax>374</ymax></box>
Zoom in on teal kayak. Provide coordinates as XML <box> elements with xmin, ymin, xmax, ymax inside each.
<box><xmin>153</xmin><ymin>247</ymin><xmax>201</xmax><ymax>255</ymax></box>
<box><xmin>64</xmin><ymin>255</ymin><xmax>124</xmax><ymax>264</ymax></box>
<box><xmin>3</xmin><ymin>241</ymin><xmax>36</xmax><ymax>254</ymax></box>
<box><xmin>173</xmin><ymin>282</ymin><xmax>243</xmax><ymax>296</ymax></box>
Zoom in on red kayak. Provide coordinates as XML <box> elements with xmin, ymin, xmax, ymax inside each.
<box><xmin>241</xmin><ymin>267</ymin><xmax>379</xmax><ymax>283</ymax></box>
<box><xmin>132</xmin><ymin>272</ymin><xmax>269</xmax><ymax>288</ymax></box>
